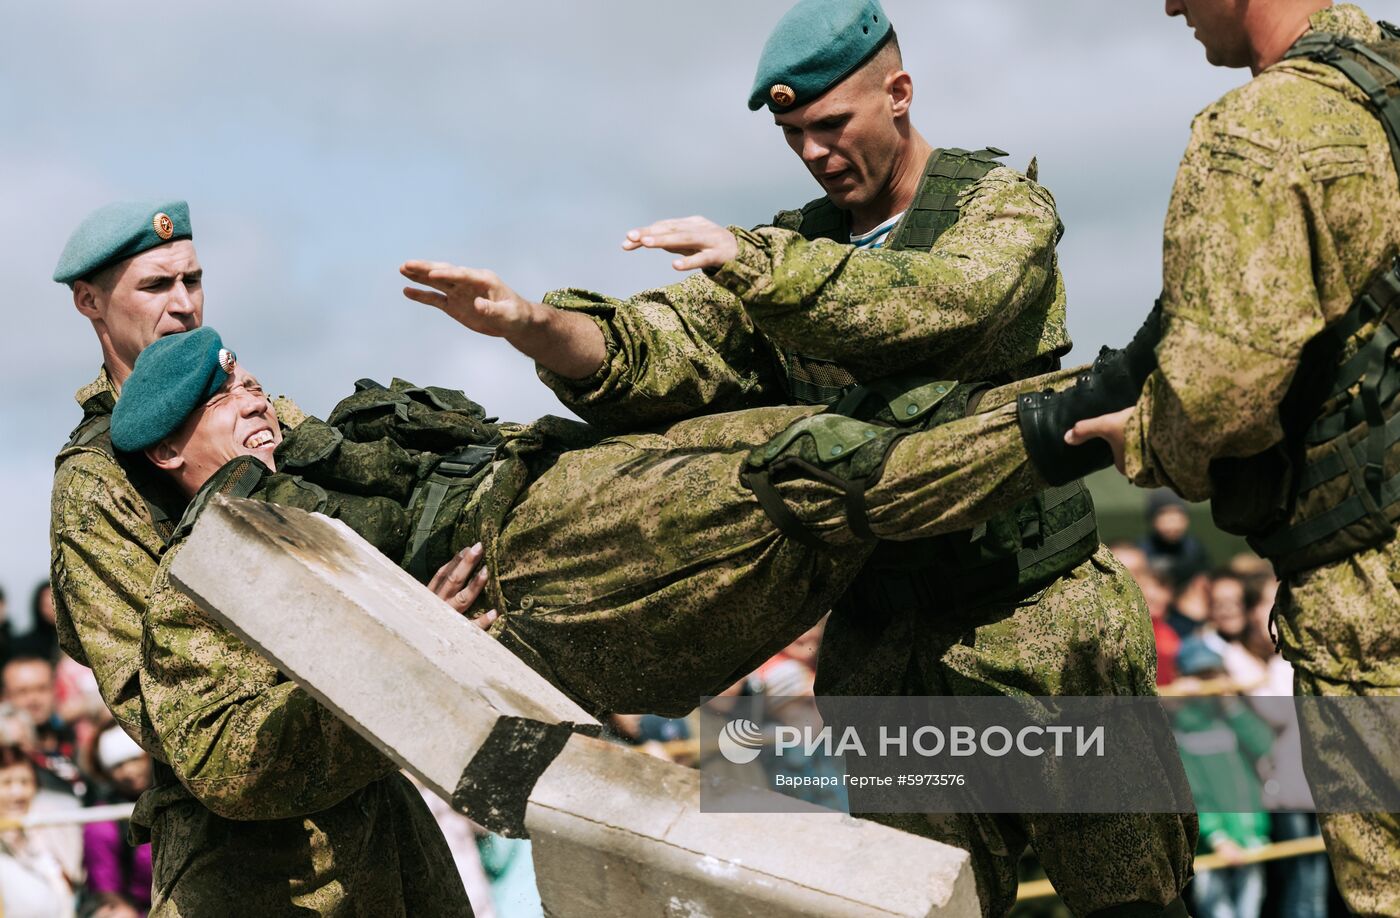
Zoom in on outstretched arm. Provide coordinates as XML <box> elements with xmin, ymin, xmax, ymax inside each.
<box><xmin>402</xmin><ymin>261</ymin><xmax>607</xmax><ymax>381</ymax></box>
<box><xmin>626</xmin><ymin>167</ymin><xmax>1065</xmax><ymax>382</ymax></box>
<box><xmin>404</xmin><ymin>259</ymin><xmax>784</xmax><ymax>430</ymax></box>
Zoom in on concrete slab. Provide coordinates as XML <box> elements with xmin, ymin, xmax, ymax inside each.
<box><xmin>171</xmin><ymin>496</ymin><xmax>979</xmax><ymax>917</ymax></box>
<box><xmin>169</xmin><ymin>494</ymin><xmax>599</xmax><ymax>834</ymax></box>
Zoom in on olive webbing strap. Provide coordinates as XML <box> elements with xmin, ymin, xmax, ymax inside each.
<box><xmin>1010</xmin><ymin>507</ymin><xmax>1098</xmax><ymax>572</ymax></box>
<box><xmin>1298</xmin><ymin>403</ymin><xmax>1400</xmax><ymax>492</ymax></box>
<box><xmin>786</xmin><ymin>371</ymin><xmax>850</xmax><ymax>408</ymax></box>
<box><xmin>407</xmin><ymin>482</ymin><xmax>451</xmax><ymax>581</ymax></box>
<box><xmin>1253</xmin><ymin>463</ymin><xmax>1400</xmax><ymax>559</ymax></box>
<box><xmin>960</xmin><ymin>482</ymin><xmax>1097</xmax><ymax>595</ymax></box>
<box><xmin>1289</xmin><ymin>33</ymin><xmax>1400</xmax><ymax>184</ymax></box>
<box><xmin>742</xmin><ymin>469</ymin><xmax>827</xmax><ymax>550</ymax></box>
<box><xmin>1309</xmin><ymin>309</ymin><xmax>1400</xmax><ymax>442</ymax></box>
<box><xmin>1306</xmin><ymin>360</ymin><xmax>1400</xmax><ymax>444</ymax></box>
<box><xmin>1359</xmin><ymin>322</ymin><xmax>1396</xmax><ymax>498</ymax></box>
<box><xmin>741</xmin><ymin>459</ymin><xmax>877</xmax><ymax>550</ymax></box>
<box><xmin>1296</xmin><ymin>262</ymin><xmax>1400</xmax><ymax>499</ymax></box>
<box><xmin>892</xmin><ymin>148</ymin><xmax>1005</xmax><ymax>251</ymax></box>
<box><xmin>73</xmin><ymin>414</ymin><xmax>111</xmax><ymax>448</ymax></box>
<box><xmin>1328</xmin><ymin>50</ymin><xmax>1400</xmax><ymax>182</ymax></box>
<box><xmin>1039</xmin><ymin>480</ymin><xmax>1086</xmax><ymax>512</ymax></box>
<box><xmin>405</xmin><ymin>443</ymin><xmax>499</xmax><ymax>580</ymax></box>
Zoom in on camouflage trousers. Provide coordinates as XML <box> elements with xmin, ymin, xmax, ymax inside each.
<box><xmin>1294</xmin><ymin>668</ymin><xmax>1400</xmax><ymax>917</ymax></box>
<box><xmin>147</xmin><ymin>773</ymin><xmax>469</xmax><ymax>917</ymax></box>
<box><xmin>487</xmin><ymin>381</ymin><xmax>1194</xmax><ymax>915</ymax></box>
<box><xmin>819</xmin><ymin>546</ymin><xmax>1196</xmax><ymax>917</ymax></box>
<box><xmin>490</xmin><ymin>390</ymin><xmax>1044</xmax><ymax>717</ymax></box>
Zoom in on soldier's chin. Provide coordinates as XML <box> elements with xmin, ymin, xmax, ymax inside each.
<box><xmin>823</xmin><ymin>182</ymin><xmax>867</xmax><ymax>210</ymax></box>
<box><xmin>235</xmin><ymin>443</ymin><xmax>279</xmax><ymax>472</ymax></box>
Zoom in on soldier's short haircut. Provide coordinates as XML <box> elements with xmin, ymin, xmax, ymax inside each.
<box><xmin>872</xmin><ymin>29</ymin><xmax>902</xmax><ymax>70</ymax></box>
<box><xmin>86</xmin><ymin>260</ymin><xmax>124</xmax><ymax>294</ymax></box>
<box><xmin>858</xmin><ymin>30</ymin><xmax>904</xmax><ymax>90</ymax></box>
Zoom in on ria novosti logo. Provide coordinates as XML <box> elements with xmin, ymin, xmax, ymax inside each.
<box><xmin>718</xmin><ymin>719</ymin><xmax>765</xmax><ymax>764</ymax></box>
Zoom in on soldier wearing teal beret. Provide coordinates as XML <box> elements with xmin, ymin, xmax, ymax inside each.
<box><xmin>748</xmin><ymin>0</ymin><xmax>893</xmax><ymax>113</ymax></box>
<box><xmin>110</xmin><ymin>327</ymin><xmax>233</xmax><ymax>452</ymax></box>
<box><xmin>403</xmin><ymin>0</ymin><xmax>1196</xmax><ymax>912</ymax></box>
<box><xmin>50</xmin><ymin>198</ymin><xmax>210</xmax><ymax>782</ymax></box>
<box><xmin>48</xmin><ymin>192</ymin><xmax>492</xmax><ymax>913</ymax></box>
<box><xmin>53</xmin><ymin>199</ymin><xmax>193</xmax><ymax>286</ymax></box>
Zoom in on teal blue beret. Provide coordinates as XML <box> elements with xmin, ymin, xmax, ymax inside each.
<box><xmin>749</xmin><ymin>0</ymin><xmax>893</xmax><ymax>113</ymax></box>
<box><xmin>53</xmin><ymin>199</ymin><xmax>192</xmax><ymax>286</ymax></box>
<box><xmin>112</xmin><ymin>327</ymin><xmax>233</xmax><ymax>452</ymax></box>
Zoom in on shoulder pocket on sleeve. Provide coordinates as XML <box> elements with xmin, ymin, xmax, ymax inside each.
<box><xmin>1300</xmin><ymin>142</ymin><xmax>1370</xmax><ymax>183</ymax></box>
<box><xmin>1205</xmin><ymin>128</ymin><xmax>1281</xmax><ymax>184</ymax></box>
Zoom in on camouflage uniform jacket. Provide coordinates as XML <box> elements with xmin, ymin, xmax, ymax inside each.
<box><xmin>1122</xmin><ymin>5</ymin><xmax>1400</xmax><ymax>686</ymax></box>
<box><xmin>538</xmin><ymin>156</ymin><xmax>1070</xmax><ymax>428</ymax></box>
<box><xmin>50</xmin><ymin>369</ymin><xmax>305</xmax><ymax>742</ymax></box>
<box><xmin>139</xmin><ymin>531</ymin><xmax>469</xmax><ymax>915</ymax></box>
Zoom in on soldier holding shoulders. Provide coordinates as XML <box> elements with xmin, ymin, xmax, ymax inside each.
<box><xmin>48</xmin><ymin>204</ymin><xmax>476</xmax><ymax>916</ymax></box>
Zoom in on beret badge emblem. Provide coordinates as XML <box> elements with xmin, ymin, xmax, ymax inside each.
<box><xmin>153</xmin><ymin>213</ymin><xmax>175</xmax><ymax>240</ymax></box>
<box><xmin>770</xmin><ymin>84</ymin><xmax>796</xmax><ymax>107</ymax></box>
<box><xmin>218</xmin><ymin>348</ymin><xmax>237</xmax><ymax>374</ymax></box>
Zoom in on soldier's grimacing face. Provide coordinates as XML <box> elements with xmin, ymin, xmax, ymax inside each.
<box><xmin>774</xmin><ymin>67</ymin><xmax>908</xmax><ymax>210</ymax></box>
<box><xmin>1165</xmin><ymin>0</ymin><xmax>1254</xmax><ymax>68</ymax></box>
<box><xmin>75</xmin><ymin>240</ymin><xmax>204</xmax><ymax>371</ymax></box>
<box><xmin>150</xmin><ymin>363</ymin><xmax>283</xmax><ymax>492</ymax></box>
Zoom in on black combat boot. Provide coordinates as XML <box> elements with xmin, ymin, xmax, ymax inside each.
<box><xmin>1017</xmin><ymin>302</ymin><xmax>1163</xmax><ymax>486</ymax></box>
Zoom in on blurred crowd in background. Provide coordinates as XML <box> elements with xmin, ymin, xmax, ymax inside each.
<box><xmin>0</xmin><ymin>491</ymin><xmax>1343</xmax><ymax>916</ymax></box>
<box><xmin>1</xmin><ymin>582</ymin><xmax>154</xmax><ymax>917</ymax></box>
<box><xmin>1106</xmin><ymin>492</ymin><xmax>1332</xmax><ymax>918</ymax></box>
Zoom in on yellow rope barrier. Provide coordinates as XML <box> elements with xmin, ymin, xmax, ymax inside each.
<box><xmin>1015</xmin><ymin>835</ymin><xmax>1328</xmax><ymax>901</ymax></box>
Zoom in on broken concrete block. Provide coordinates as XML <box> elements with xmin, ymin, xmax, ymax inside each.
<box><xmin>170</xmin><ymin>494</ymin><xmax>599</xmax><ymax>834</ymax></box>
<box><xmin>172</xmin><ymin>496</ymin><xmax>979</xmax><ymax>916</ymax></box>
<box><xmin>530</xmin><ymin>734</ymin><xmax>979</xmax><ymax>917</ymax></box>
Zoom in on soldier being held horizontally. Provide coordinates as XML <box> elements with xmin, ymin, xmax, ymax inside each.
<box><xmin>109</xmin><ymin>324</ymin><xmax>1124</xmax><ymax>904</ymax></box>
<box><xmin>119</xmin><ymin>327</ymin><xmax>1072</xmax><ymax>733</ymax></box>
<box><xmin>398</xmin><ymin>1</ymin><xmax>1195</xmax><ymax>912</ymax></box>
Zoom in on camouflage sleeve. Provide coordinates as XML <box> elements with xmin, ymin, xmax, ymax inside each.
<box><xmin>141</xmin><ymin>545</ymin><xmax>397</xmax><ymax>821</ymax></box>
<box><xmin>50</xmin><ymin>452</ymin><xmax>161</xmax><ymax>739</ymax></box>
<box><xmin>1122</xmin><ymin>100</ymin><xmax>1325</xmax><ymax>500</ymax></box>
<box><xmin>535</xmin><ymin>274</ymin><xmax>785</xmax><ymax>431</ymax></box>
<box><xmin>705</xmin><ymin>167</ymin><xmax>1062</xmax><ymax>379</ymax></box>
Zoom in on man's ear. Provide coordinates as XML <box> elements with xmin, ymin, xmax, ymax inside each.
<box><xmin>145</xmin><ymin>440</ymin><xmax>184</xmax><ymax>472</ymax></box>
<box><xmin>72</xmin><ymin>281</ymin><xmax>103</xmax><ymax>321</ymax></box>
<box><xmin>887</xmin><ymin>70</ymin><xmax>913</xmax><ymax>119</ymax></box>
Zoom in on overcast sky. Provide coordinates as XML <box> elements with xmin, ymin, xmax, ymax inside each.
<box><xmin>6</xmin><ymin>0</ymin><xmax>1359</xmax><ymax>629</ymax></box>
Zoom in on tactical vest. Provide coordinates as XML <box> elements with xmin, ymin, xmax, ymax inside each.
<box><xmin>1231</xmin><ymin>24</ymin><xmax>1400</xmax><ymax>576</ymax></box>
<box><xmin>55</xmin><ymin>390</ymin><xmax>187</xmax><ymax>543</ymax></box>
<box><xmin>325</xmin><ymin>378</ymin><xmax>503</xmax><ymax>580</ymax></box>
<box><xmin>772</xmin><ymin>147</ymin><xmax>1099</xmax><ymax>610</ymax></box>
